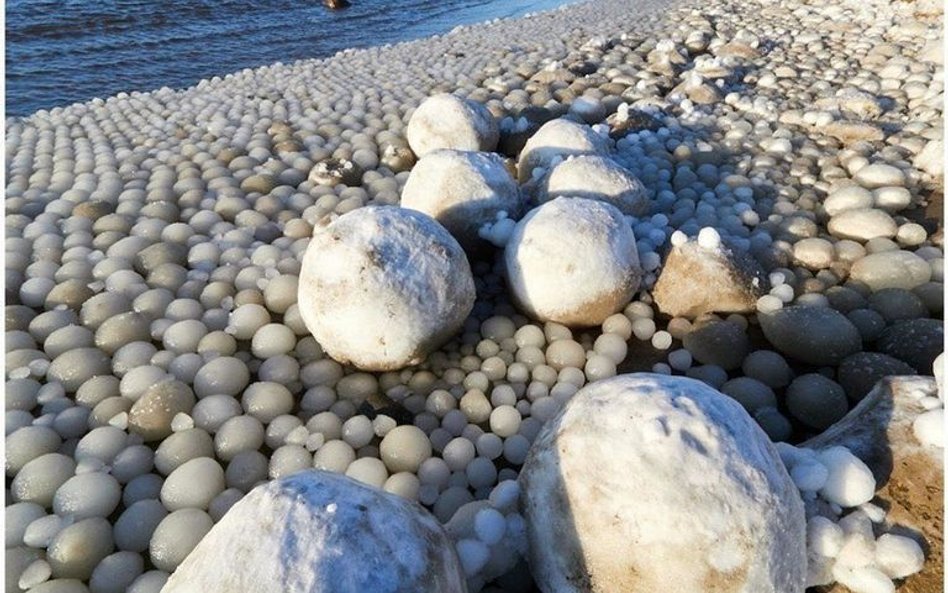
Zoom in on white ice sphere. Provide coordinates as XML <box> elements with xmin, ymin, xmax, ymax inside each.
<box><xmin>406</xmin><ymin>93</ymin><xmax>499</xmax><ymax>156</ymax></box>
<box><xmin>161</xmin><ymin>470</ymin><xmax>465</xmax><ymax>593</ymax></box>
<box><xmin>505</xmin><ymin>198</ymin><xmax>641</xmax><ymax>327</ymax></box>
<box><xmin>52</xmin><ymin>472</ymin><xmax>122</xmax><ymax>519</ymax></box>
<box><xmin>160</xmin><ymin>457</ymin><xmax>225</xmax><ymax>510</ymax></box>
<box><xmin>379</xmin><ymin>425</ymin><xmax>432</xmax><ymax>473</ymax></box>
<box><xmin>807</xmin><ymin>516</ymin><xmax>844</xmax><ymax>558</ymax></box>
<box><xmin>400</xmin><ymin>150</ymin><xmax>521</xmax><ymax>250</ymax></box>
<box><xmin>790</xmin><ymin>460</ymin><xmax>828</xmax><ymax>492</ymax></box>
<box><xmin>517</xmin><ymin>119</ymin><xmax>611</xmax><ymax>183</ymax></box>
<box><xmin>833</xmin><ymin>566</ymin><xmax>895</xmax><ymax>593</ymax></box>
<box><xmin>913</xmin><ymin>408</ymin><xmax>943</xmax><ymax>447</ymax></box>
<box><xmin>817</xmin><ymin>446</ymin><xmax>877</xmax><ymax>508</ymax></box>
<box><xmin>298</xmin><ymin>206</ymin><xmax>476</xmax><ymax>371</ymax></box>
<box><xmin>473</xmin><ymin>507</ymin><xmax>506</xmax><ymax>545</ymax></box>
<box><xmin>874</xmin><ymin>533</ymin><xmax>925</xmax><ymax>578</ymax></box>
<box><xmin>149</xmin><ymin>509</ymin><xmax>214</xmax><ymax>572</ymax></box>
<box><xmin>540</xmin><ymin>155</ymin><xmax>649</xmax><ymax>216</ymax></box>
<box><xmin>520</xmin><ymin>373</ymin><xmax>806</xmax><ymax>592</ymax></box>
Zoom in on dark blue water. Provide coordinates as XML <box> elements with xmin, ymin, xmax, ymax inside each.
<box><xmin>5</xmin><ymin>0</ymin><xmax>570</xmax><ymax>117</ymax></box>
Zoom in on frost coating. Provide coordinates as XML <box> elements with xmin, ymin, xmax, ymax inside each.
<box><xmin>505</xmin><ymin>197</ymin><xmax>641</xmax><ymax>327</ymax></box>
<box><xmin>540</xmin><ymin>155</ymin><xmax>649</xmax><ymax>216</ymax></box>
<box><xmin>298</xmin><ymin>206</ymin><xmax>475</xmax><ymax>371</ymax></box>
<box><xmin>517</xmin><ymin>119</ymin><xmax>611</xmax><ymax>183</ymax></box>
<box><xmin>161</xmin><ymin>471</ymin><xmax>465</xmax><ymax>593</ymax></box>
<box><xmin>520</xmin><ymin>373</ymin><xmax>806</xmax><ymax>593</ymax></box>
<box><xmin>406</xmin><ymin>93</ymin><xmax>499</xmax><ymax>156</ymax></box>
<box><xmin>401</xmin><ymin>150</ymin><xmax>522</xmax><ymax>250</ymax></box>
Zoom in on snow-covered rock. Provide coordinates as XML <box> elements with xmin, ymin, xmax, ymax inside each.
<box><xmin>400</xmin><ymin>150</ymin><xmax>521</xmax><ymax>251</ymax></box>
<box><xmin>539</xmin><ymin>155</ymin><xmax>649</xmax><ymax>216</ymax></box>
<box><xmin>504</xmin><ymin>197</ymin><xmax>640</xmax><ymax>327</ymax></box>
<box><xmin>517</xmin><ymin>119</ymin><xmax>610</xmax><ymax>183</ymax></box>
<box><xmin>406</xmin><ymin>93</ymin><xmax>499</xmax><ymax>156</ymax></box>
<box><xmin>162</xmin><ymin>470</ymin><xmax>466</xmax><ymax>593</ymax></box>
<box><xmin>520</xmin><ymin>373</ymin><xmax>806</xmax><ymax>593</ymax></box>
<box><xmin>298</xmin><ymin>206</ymin><xmax>475</xmax><ymax>371</ymax></box>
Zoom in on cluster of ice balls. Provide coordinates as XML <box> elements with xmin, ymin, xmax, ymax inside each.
<box><xmin>777</xmin><ymin>444</ymin><xmax>926</xmax><ymax>592</ymax></box>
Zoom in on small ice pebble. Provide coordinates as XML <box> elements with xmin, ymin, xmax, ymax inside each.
<box><xmin>818</xmin><ymin>446</ymin><xmax>876</xmax><ymax>508</ymax></box>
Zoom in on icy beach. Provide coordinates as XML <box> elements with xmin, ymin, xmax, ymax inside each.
<box><xmin>4</xmin><ymin>0</ymin><xmax>944</xmax><ymax>590</ymax></box>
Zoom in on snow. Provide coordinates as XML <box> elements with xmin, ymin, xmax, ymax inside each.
<box><xmin>817</xmin><ymin>446</ymin><xmax>876</xmax><ymax>508</ymax></box>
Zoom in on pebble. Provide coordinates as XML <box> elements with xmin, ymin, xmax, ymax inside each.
<box><xmin>759</xmin><ymin>306</ymin><xmax>863</xmax><ymax>366</ymax></box>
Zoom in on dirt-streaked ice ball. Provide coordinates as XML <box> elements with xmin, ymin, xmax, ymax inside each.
<box><xmin>400</xmin><ymin>149</ymin><xmax>521</xmax><ymax>251</ymax></box>
<box><xmin>161</xmin><ymin>470</ymin><xmax>466</xmax><ymax>593</ymax></box>
<box><xmin>406</xmin><ymin>93</ymin><xmax>499</xmax><ymax>156</ymax></box>
<box><xmin>298</xmin><ymin>206</ymin><xmax>475</xmax><ymax>371</ymax></box>
<box><xmin>520</xmin><ymin>373</ymin><xmax>806</xmax><ymax>593</ymax></box>
<box><xmin>505</xmin><ymin>197</ymin><xmax>640</xmax><ymax>326</ymax></box>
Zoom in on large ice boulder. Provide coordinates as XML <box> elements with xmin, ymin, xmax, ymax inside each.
<box><xmin>504</xmin><ymin>197</ymin><xmax>641</xmax><ymax>327</ymax></box>
<box><xmin>520</xmin><ymin>373</ymin><xmax>806</xmax><ymax>593</ymax></box>
<box><xmin>539</xmin><ymin>155</ymin><xmax>649</xmax><ymax>216</ymax></box>
<box><xmin>517</xmin><ymin>119</ymin><xmax>610</xmax><ymax>183</ymax></box>
<box><xmin>298</xmin><ymin>206</ymin><xmax>475</xmax><ymax>371</ymax></box>
<box><xmin>161</xmin><ymin>471</ymin><xmax>466</xmax><ymax>593</ymax></box>
<box><xmin>406</xmin><ymin>93</ymin><xmax>499</xmax><ymax>156</ymax></box>
<box><xmin>400</xmin><ymin>149</ymin><xmax>521</xmax><ymax>251</ymax></box>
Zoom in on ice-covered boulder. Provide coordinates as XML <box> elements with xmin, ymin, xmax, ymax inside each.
<box><xmin>406</xmin><ymin>94</ymin><xmax>499</xmax><ymax>156</ymax></box>
<box><xmin>400</xmin><ymin>149</ymin><xmax>521</xmax><ymax>251</ymax></box>
<box><xmin>539</xmin><ymin>155</ymin><xmax>649</xmax><ymax>216</ymax></box>
<box><xmin>298</xmin><ymin>206</ymin><xmax>475</xmax><ymax>371</ymax></box>
<box><xmin>161</xmin><ymin>470</ymin><xmax>466</xmax><ymax>593</ymax></box>
<box><xmin>520</xmin><ymin>373</ymin><xmax>806</xmax><ymax>593</ymax></box>
<box><xmin>517</xmin><ymin>119</ymin><xmax>610</xmax><ymax>183</ymax></box>
<box><xmin>504</xmin><ymin>197</ymin><xmax>640</xmax><ymax>327</ymax></box>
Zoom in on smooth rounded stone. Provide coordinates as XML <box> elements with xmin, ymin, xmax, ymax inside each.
<box><xmin>792</xmin><ymin>238</ymin><xmax>835</xmax><ymax>270</ymax></box>
<box><xmin>122</xmin><ymin>474</ymin><xmax>164</xmax><ymax>507</ymax></box>
<box><xmin>849</xmin><ymin>250</ymin><xmax>932</xmax><ymax>291</ymax></box>
<box><xmin>876</xmin><ymin>319</ymin><xmax>944</xmax><ymax>373</ymax></box>
<box><xmin>913</xmin><ymin>282</ymin><xmax>943</xmax><ymax>316</ymax></box>
<box><xmin>823</xmin><ymin>186</ymin><xmax>874</xmax><ymax>217</ymax></box>
<box><xmin>505</xmin><ymin>197</ymin><xmax>640</xmax><ymax>327</ymax></box>
<box><xmin>47</xmin><ymin>517</ymin><xmax>114</xmax><ymax>579</ymax></box>
<box><xmin>53</xmin><ymin>472</ymin><xmax>122</xmax><ymax>519</ymax></box>
<box><xmin>759</xmin><ymin>306</ymin><xmax>862</xmax><ymax>366</ymax></box>
<box><xmin>406</xmin><ymin>93</ymin><xmax>498</xmax><ymax>157</ymax></box>
<box><xmin>241</xmin><ymin>382</ymin><xmax>293</xmax><ymax>423</ymax></box>
<box><xmin>193</xmin><ymin>356</ymin><xmax>250</xmax><ymax>398</ymax></box>
<box><xmin>653</xmin><ymin>238</ymin><xmax>769</xmax><ymax>318</ymax></box>
<box><xmin>22</xmin><ymin>579</ymin><xmax>90</xmax><ymax>593</ymax></box>
<box><xmin>113</xmin><ymin>499</ymin><xmax>168</xmax><ymax>553</ymax></box>
<box><xmin>226</xmin><ymin>450</ymin><xmax>270</xmax><ymax>492</ymax></box>
<box><xmin>298</xmin><ymin>206</ymin><xmax>475</xmax><ymax>371</ymax></box>
<box><xmin>540</xmin><ymin>155</ymin><xmax>648</xmax><ymax>216</ymax></box>
<box><xmin>7</xmin><ymin>546</ymin><xmax>44</xmax><ymax>592</ymax></box>
<box><xmin>89</xmin><ymin>551</ymin><xmax>145</xmax><ymax>593</ymax></box>
<box><xmin>128</xmin><ymin>380</ymin><xmax>196</xmax><ymax>442</ymax></box>
<box><xmin>517</xmin><ymin>118</ymin><xmax>610</xmax><ymax>183</ymax></box>
<box><xmin>741</xmin><ymin>350</ymin><xmax>793</xmax><ymax>389</ymax></box>
<box><xmin>161</xmin><ymin>471</ymin><xmax>466</xmax><ymax>593</ymax></box>
<box><xmin>214</xmin><ymin>416</ymin><xmax>265</xmax><ymax>462</ymax></box>
<box><xmin>720</xmin><ymin>377</ymin><xmax>778</xmax><ymax>413</ymax></box>
<box><xmin>837</xmin><ymin>352</ymin><xmax>917</xmax><ymax>402</ymax></box>
<box><xmin>11</xmin><ymin>452</ymin><xmax>76</xmax><ymax>507</ymax></box>
<box><xmin>74</xmin><ymin>426</ymin><xmax>127</xmax><ymax>464</ymax></box>
<box><xmin>873</xmin><ymin>187</ymin><xmax>913</xmax><ymax>213</ymax></box>
<box><xmin>786</xmin><ymin>374</ymin><xmax>849</xmax><ymax>430</ymax></box>
<box><xmin>400</xmin><ymin>149</ymin><xmax>521</xmax><ymax>251</ymax></box>
<box><xmin>520</xmin><ymin>374</ymin><xmax>805</xmax><ymax>592</ymax></box>
<box><xmin>847</xmin><ymin>308</ymin><xmax>887</xmax><ymax>343</ymax></box>
<box><xmin>149</xmin><ymin>509</ymin><xmax>215</xmax><ymax>572</ymax></box>
<box><xmin>160</xmin><ymin>457</ymin><xmax>225</xmax><ymax>511</ymax></box>
<box><xmin>95</xmin><ymin>312</ymin><xmax>159</xmax><ymax>355</ymax></box>
<box><xmin>853</xmin><ymin>163</ymin><xmax>906</xmax><ymax>189</ymax></box>
<box><xmin>127</xmin><ymin>571</ymin><xmax>169</xmax><ymax>593</ymax></box>
<box><xmin>47</xmin><ymin>347</ymin><xmax>111</xmax><ymax>392</ymax></box>
<box><xmin>681</xmin><ymin>319</ymin><xmax>750</xmax><ymax>371</ymax></box>
<box><xmin>867</xmin><ymin>288</ymin><xmax>928</xmax><ymax>322</ymax></box>
<box><xmin>6</xmin><ymin>425</ymin><xmax>61</xmax><ymax>476</ymax></box>
<box><xmin>379</xmin><ymin>425</ymin><xmax>432</xmax><ymax>473</ymax></box>
<box><xmin>6</xmin><ymin>501</ymin><xmax>45</xmax><ymax>547</ymax></box>
<box><xmin>828</xmin><ymin>208</ymin><xmax>898</xmax><ymax>242</ymax></box>
<box><xmin>154</xmin><ymin>428</ymin><xmax>215</xmax><ymax>475</ymax></box>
